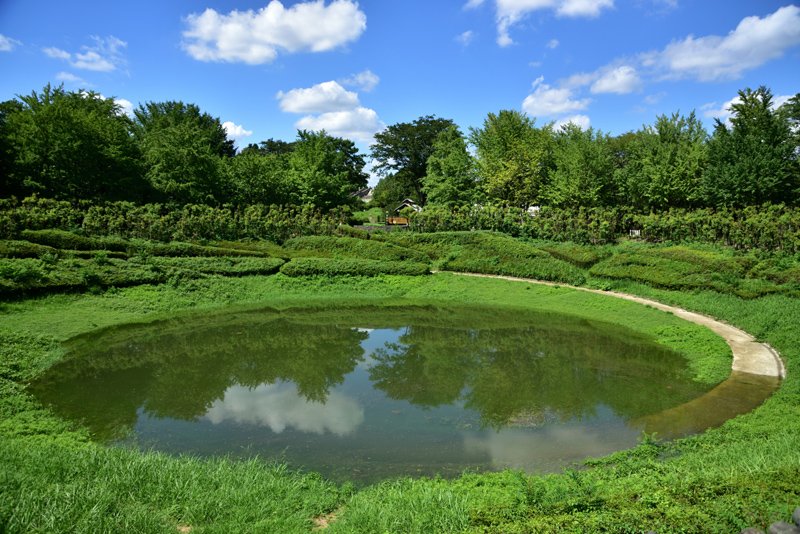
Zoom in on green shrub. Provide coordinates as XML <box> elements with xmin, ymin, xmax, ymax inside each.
<box><xmin>284</xmin><ymin>235</ymin><xmax>430</xmax><ymax>263</ymax></box>
<box><xmin>0</xmin><ymin>240</ymin><xmax>59</xmax><ymax>259</ymax></box>
<box><xmin>537</xmin><ymin>241</ymin><xmax>608</xmax><ymax>268</ymax></box>
<box><xmin>279</xmin><ymin>257</ymin><xmax>429</xmax><ymax>277</ymax></box>
<box><xmin>20</xmin><ymin>229</ymin><xmax>129</xmax><ymax>252</ymax></box>
<box><xmin>146</xmin><ymin>257</ymin><xmax>285</xmax><ymax>277</ymax></box>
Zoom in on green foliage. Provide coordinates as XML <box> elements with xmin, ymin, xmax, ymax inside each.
<box><xmin>289</xmin><ymin>130</ymin><xmax>367</xmax><ymax>210</ymax></box>
<box><xmin>422</xmin><ymin>125</ymin><xmax>478</xmax><ymax>207</ymax></box>
<box><xmin>615</xmin><ymin>112</ymin><xmax>708</xmax><ymax>210</ymax></box>
<box><xmin>704</xmin><ymin>87</ymin><xmax>799</xmax><ymax>207</ymax></box>
<box><xmin>1</xmin><ymin>84</ymin><xmax>145</xmax><ymax>201</ymax></box>
<box><xmin>284</xmin><ymin>235</ymin><xmax>430</xmax><ymax>262</ymax></box>
<box><xmin>21</xmin><ymin>229</ymin><xmax>129</xmax><ymax>252</ymax></box>
<box><xmin>545</xmin><ymin>124</ymin><xmax>616</xmax><ymax>208</ymax></box>
<box><xmin>537</xmin><ymin>240</ymin><xmax>608</xmax><ymax>268</ymax></box>
<box><xmin>371</xmin><ymin>115</ymin><xmax>456</xmax><ymax>204</ymax></box>
<box><xmin>0</xmin><ymin>240</ymin><xmax>58</xmax><ymax>259</ymax></box>
<box><xmin>279</xmin><ymin>257</ymin><xmax>430</xmax><ymax>277</ymax></box>
<box><xmin>469</xmin><ymin>110</ymin><xmax>554</xmax><ymax>208</ymax></box>
<box><xmin>225</xmin><ymin>150</ymin><xmax>298</xmax><ymax>206</ymax></box>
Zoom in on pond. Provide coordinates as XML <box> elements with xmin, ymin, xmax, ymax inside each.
<box><xmin>29</xmin><ymin>305</ymin><xmax>776</xmax><ymax>483</ymax></box>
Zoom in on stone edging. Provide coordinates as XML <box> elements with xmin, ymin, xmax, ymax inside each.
<box><xmin>448</xmin><ymin>272</ymin><xmax>786</xmax><ymax>379</ymax></box>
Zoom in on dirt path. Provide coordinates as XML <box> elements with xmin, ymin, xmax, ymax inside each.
<box><xmin>450</xmin><ymin>272</ymin><xmax>785</xmax><ymax>379</ymax></box>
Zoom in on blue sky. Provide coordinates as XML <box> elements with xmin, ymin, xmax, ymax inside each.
<box><xmin>1</xmin><ymin>0</ymin><xmax>799</xmax><ymax>162</ymax></box>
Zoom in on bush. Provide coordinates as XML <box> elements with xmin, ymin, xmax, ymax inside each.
<box><xmin>20</xmin><ymin>229</ymin><xmax>129</xmax><ymax>252</ymax></box>
<box><xmin>0</xmin><ymin>240</ymin><xmax>59</xmax><ymax>259</ymax></box>
<box><xmin>279</xmin><ymin>257</ymin><xmax>429</xmax><ymax>277</ymax></box>
<box><xmin>284</xmin><ymin>235</ymin><xmax>430</xmax><ymax>263</ymax></box>
<box><xmin>146</xmin><ymin>257</ymin><xmax>284</xmax><ymax>277</ymax></box>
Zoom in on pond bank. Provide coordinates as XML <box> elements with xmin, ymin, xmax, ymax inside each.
<box><xmin>451</xmin><ymin>272</ymin><xmax>786</xmax><ymax>378</ymax></box>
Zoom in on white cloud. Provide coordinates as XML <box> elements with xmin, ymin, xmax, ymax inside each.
<box><xmin>457</xmin><ymin>30</ymin><xmax>476</xmax><ymax>47</ymax></box>
<box><xmin>43</xmin><ymin>47</ymin><xmax>71</xmax><ymax>60</ymax></box>
<box><xmin>296</xmin><ymin>107</ymin><xmax>384</xmax><ymax>143</ymax></box>
<box><xmin>644</xmin><ymin>5</ymin><xmax>800</xmax><ymax>81</ymax></box>
<box><xmin>522</xmin><ymin>76</ymin><xmax>591</xmax><ymax>117</ymax></box>
<box><xmin>114</xmin><ymin>98</ymin><xmax>134</xmax><ymax>117</ymax></box>
<box><xmin>55</xmin><ymin>71</ymin><xmax>89</xmax><ymax>85</ymax></box>
<box><xmin>590</xmin><ymin>65</ymin><xmax>641</xmax><ymax>94</ymax></box>
<box><xmin>0</xmin><ymin>34</ymin><xmax>21</xmax><ymax>52</ymax></box>
<box><xmin>182</xmin><ymin>0</ymin><xmax>367</xmax><ymax>64</ymax></box>
<box><xmin>277</xmin><ymin>81</ymin><xmax>360</xmax><ymax>113</ymax></box>
<box><xmin>464</xmin><ymin>0</ymin><xmax>487</xmax><ymax>9</ymax></box>
<box><xmin>703</xmin><ymin>93</ymin><xmax>794</xmax><ymax>125</ymax></box>
<box><xmin>222</xmin><ymin>121</ymin><xmax>254</xmax><ymax>143</ymax></box>
<box><xmin>554</xmin><ymin>114</ymin><xmax>591</xmax><ymax>130</ymax></box>
<box><xmin>42</xmin><ymin>36</ymin><xmax>127</xmax><ymax>73</ymax></box>
<box><xmin>205</xmin><ymin>383</ymin><xmax>364</xmax><ymax>437</ymax></box>
<box><xmin>546</xmin><ymin>38</ymin><xmax>559</xmax><ymax>49</ymax></box>
<box><xmin>340</xmin><ymin>69</ymin><xmax>380</xmax><ymax>92</ymax></box>
<box><xmin>643</xmin><ymin>92</ymin><xmax>666</xmax><ymax>105</ymax></box>
<box><xmin>494</xmin><ymin>0</ymin><xmax>614</xmax><ymax>46</ymax></box>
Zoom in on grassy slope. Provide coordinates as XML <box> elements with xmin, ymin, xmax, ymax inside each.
<box><xmin>0</xmin><ymin>245</ymin><xmax>798</xmax><ymax>531</ymax></box>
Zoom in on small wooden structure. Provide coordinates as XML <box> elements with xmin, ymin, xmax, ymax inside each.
<box><xmin>386</xmin><ymin>199</ymin><xmax>422</xmax><ymax>225</ymax></box>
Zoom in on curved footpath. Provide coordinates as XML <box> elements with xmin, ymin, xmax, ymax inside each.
<box><xmin>451</xmin><ymin>272</ymin><xmax>786</xmax><ymax>378</ymax></box>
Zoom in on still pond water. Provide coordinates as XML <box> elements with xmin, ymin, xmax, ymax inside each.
<box><xmin>30</xmin><ymin>305</ymin><xmax>775</xmax><ymax>483</ymax></box>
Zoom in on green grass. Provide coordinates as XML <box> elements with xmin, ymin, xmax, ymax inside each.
<box><xmin>2</xmin><ymin>234</ymin><xmax>800</xmax><ymax>532</ymax></box>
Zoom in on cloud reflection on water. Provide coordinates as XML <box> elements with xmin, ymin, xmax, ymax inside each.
<box><xmin>204</xmin><ymin>382</ymin><xmax>364</xmax><ymax>436</ymax></box>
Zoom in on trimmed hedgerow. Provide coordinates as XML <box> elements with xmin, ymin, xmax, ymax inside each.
<box><xmin>0</xmin><ymin>240</ymin><xmax>59</xmax><ymax>259</ymax></box>
<box><xmin>20</xmin><ymin>229</ymin><xmax>129</xmax><ymax>252</ymax></box>
<box><xmin>145</xmin><ymin>256</ymin><xmax>285</xmax><ymax>277</ymax></box>
<box><xmin>537</xmin><ymin>241</ymin><xmax>609</xmax><ymax>268</ymax></box>
<box><xmin>284</xmin><ymin>235</ymin><xmax>430</xmax><ymax>263</ymax></box>
<box><xmin>279</xmin><ymin>257</ymin><xmax>430</xmax><ymax>277</ymax></box>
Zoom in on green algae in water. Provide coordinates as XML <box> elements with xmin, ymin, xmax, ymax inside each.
<box><xmin>28</xmin><ymin>305</ymin><xmax>772</xmax><ymax>483</ymax></box>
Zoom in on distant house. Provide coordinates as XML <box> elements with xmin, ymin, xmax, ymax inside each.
<box><xmin>350</xmin><ymin>187</ymin><xmax>374</xmax><ymax>203</ymax></box>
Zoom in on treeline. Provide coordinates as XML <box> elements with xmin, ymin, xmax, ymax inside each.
<box><xmin>373</xmin><ymin>87</ymin><xmax>800</xmax><ymax>210</ymax></box>
<box><xmin>0</xmin><ymin>85</ymin><xmax>367</xmax><ymax>209</ymax></box>
<box><xmin>3</xmin><ymin>197</ymin><xmax>800</xmax><ymax>252</ymax></box>
<box><xmin>0</xmin><ymin>83</ymin><xmax>797</xmax><ymax>215</ymax></box>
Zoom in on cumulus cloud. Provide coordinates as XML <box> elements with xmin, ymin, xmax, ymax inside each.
<box><xmin>182</xmin><ymin>0</ymin><xmax>367</xmax><ymax>64</ymax></box>
<box><xmin>590</xmin><ymin>65</ymin><xmax>641</xmax><ymax>94</ymax></box>
<box><xmin>280</xmin><ymin>78</ymin><xmax>385</xmax><ymax>143</ymax></box>
<box><xmin>277</xmin><ymin>81</ymin><xmax>360</xmax><ymax>113</ymax></box>
<box><xmin>222</xmin><ymin>121</ymin><xmax>254</xmax><ymax>144</ymax></box>
<box><xmin>494</xmin><ymin>0</ymin><xmax>614</xmax><ymax>46</ymax></box>
<box><xmin>457</xmin><ymin>30</ymin><xmax>476</xmax><ymax>47</ymax></box>
<box><xmin>703</xmin><ymin>93</ymin><xmax>794</xmax><ymax>125</ymax></box>
<box><xmin>296</xmin><ymin>107</ymin><xmax>384</xmax><ymax>143</ymax></box>
<box><xmin>546</xmin><ymin>38</ymin><xmax>559</xmax><ymax>49</ymax></box>
<box><xmin>554</xmin><ymin>114</ymin><xmax>591</xmax><ymax>130</ymax></box>
<box><xmin>114</xmin><ymin>98</ymin><xmax>134</xmax><ymax>117</ymax></box>
<box><xmin>205</xmin><ymin>383</ymin><xmax>364</xmax><ymax>436</ymax></box>
<box><xmin>339</xmin><ymin>69</ymin><xmax>380</xmax><ymax>92</ymax></box>
<box><xmin>642</xmin><ymin>4</ymin><xmax>800</xmax><ymax>81</ymax></box>
<box><xmin>42</xmin><ymin>36</ymin><xmax>127</xmax><ymax>72</ymax></box>
<box><xmin>0</xmin><ymin>34</ymin><xmax>21</xmax><ymax>52</ymax></box>
<box><xmin>522</xmin><ymin>76</ymin><xmax>591</xmax><ymax>117</ymax></box>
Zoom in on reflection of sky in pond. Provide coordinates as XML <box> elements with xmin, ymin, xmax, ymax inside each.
<box><xmin>204</xmin><ymin>382</ymin><xmax>364</xmax><ymax>437</ymax></box>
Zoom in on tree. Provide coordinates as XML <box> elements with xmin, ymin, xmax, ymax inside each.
<box><xmin>1</xmin><ymin>84</ymin><xmax>144</xmax><ymax>201</ymax></box>
<box><xmin>226</xmin><ymin>150</ymin><xmax>297</xmax><ymax>206</ymax></box>
<box><xmin>240</xmin><ymin>138</ymin><xmax>296</xmax><ymax>157</ymax></box>
<box><xmin>704</xmin><ymin>87</ymin><xmax>798</xmax><ymax>207</ymax></box>
<box><xmin>289</xmin><ymin>130</ymin><xmax>367</xmax><ymax>209</ymax></box>
<box><xmin>615</xmin><ymin>112</ymin><xmax>707</xmax><ymax>210</ymax></box>
<box><xmin>371</xmin><ymin>115</ymin><xmax>455</xmax><ymax>204</ymax></box>
<box><xmin>544</xmin><ymin>124</ymin><xmax>616</xmax><ymax>208</ymax></box>
<box><xmin>422</xmin><ymin>125</ymin><xmax>478</xmax><ymax>207</ymax></box>
<box><xmin>469</xmin><ymin>110</ymin><xmax>553</xmax><ymax>208</ymax></box>
<box><xmin>132</xmin><ymin>101</ymin><xmax>233</xmax><ymax>204</ymax></box>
